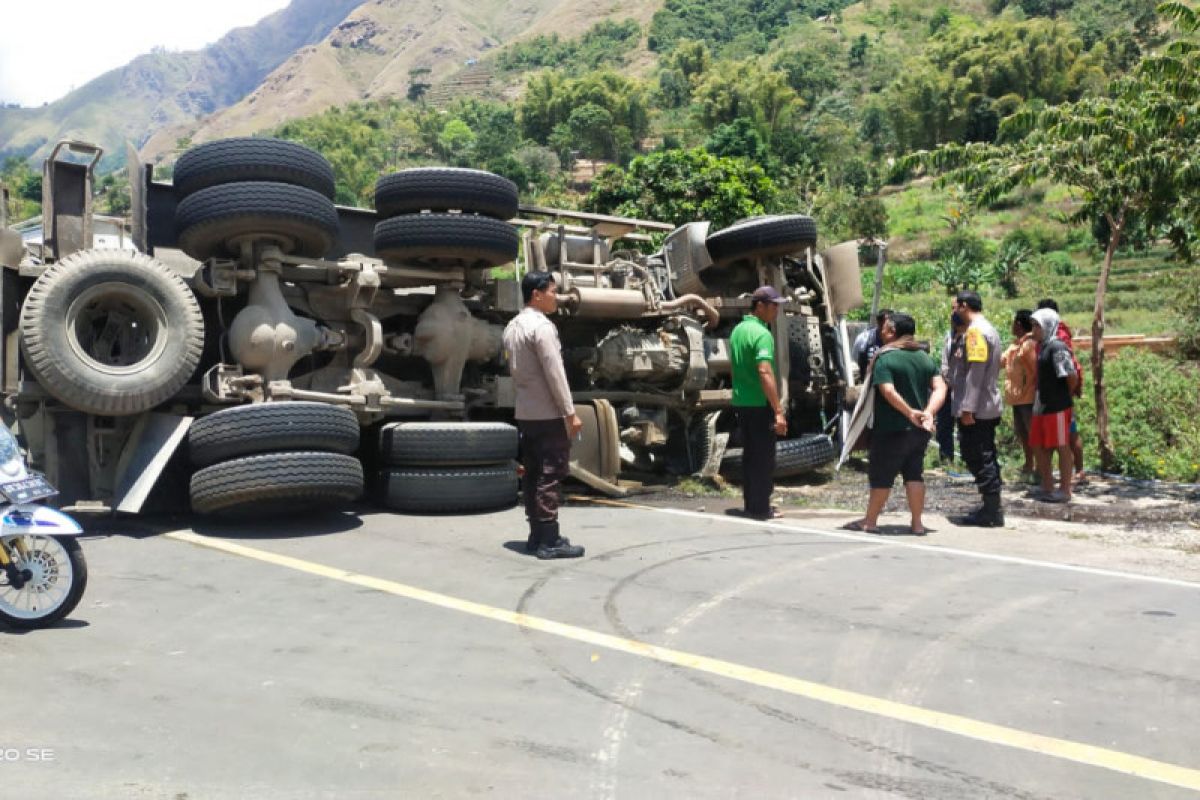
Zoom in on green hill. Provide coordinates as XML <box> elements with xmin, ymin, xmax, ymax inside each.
<box><xmin>0</xmin><ymin>0</ymin><xmax>363</xmax><ymax>170</ymax></box>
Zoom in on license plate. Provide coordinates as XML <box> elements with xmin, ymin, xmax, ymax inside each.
<box><xmin>0</xmin><ymin>475</ymin><xmax>58</xmax><ymax>504</ymax></box>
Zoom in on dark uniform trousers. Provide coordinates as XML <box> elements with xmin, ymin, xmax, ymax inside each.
<box><xmin>936</xmin><ymin>388</ymin><xmax>955</xmax><ymax>460</ymax></box>
<box><xmin>519</xmin><ymin>418</ymin><xmax>570</xmax><ymax>523</ymax></box>
<box><xmin>737</xmin><ymin>406</ymin><xmax>777</xmax><ymax>517</ymax></box>
<box><xmin>957</xmin><ymin>416</ymin><xmax>1002</xmax><ymax>495</ymax></box>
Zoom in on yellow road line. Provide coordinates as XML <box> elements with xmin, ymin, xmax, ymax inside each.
<box><xmin>165</xmin><ymin>529</ymin><xmax>1200</xmax><ymax>792</ymax></box>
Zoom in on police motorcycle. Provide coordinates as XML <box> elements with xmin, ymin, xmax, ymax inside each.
<box><xmin>0</xmin><ymin>424</ymin><xmax>87</xmax><ymax>629</ymax></box>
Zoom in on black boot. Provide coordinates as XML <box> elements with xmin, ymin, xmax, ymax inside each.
<box><xmin>953</xmin><ymin>493</ymin><xmax>1005</xmax><ymax>527</ymax></box>
<box><xmin>535</xmin><ymin>521</ymin><xmax>584</xmax><ymax>559</ymax></box>
<box><xmin>526</xmin><ymin>520</ymin><xmax>553</xmax><ymax>553</ymax></box>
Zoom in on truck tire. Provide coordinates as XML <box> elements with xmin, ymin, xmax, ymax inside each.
<box><xmin>705</xmin><ymin>215</ymin><xmax>818</xmax><ymax>266</ymax></box>
<box><xmin>378</xmin><ymin>421</ymin><xmax>518</xmax><ymax>466</ymax></box>
<box><xmin>19</xmin><ymin>249</ymin><xmax>204</xmax><ymax>416</ymax></box>
<box><xmin>173</xmin><ymin>137</ymin><xmax>336</xmax><ymax>200</ymax></box>
<box><xmin>375</xmin><ymin>168</ymin><xmax>519</xmax><ymax>220</ymax></box>
<box><xmin>378</xmin><ymin>463</ymin><xmax>519</xmax><ymax>513</ymax></box>
<box><xmin>663</xmin><ymin>413</ymin><xmax>717</xmax><ymax>476</ymax></box>
<box><xmin>190</xmin><ymin>451</ymin><xmax>363</xmax><ymax>516</ymax></box>
<box><xmin>374</xmin><ymin>213</ymin><xmax>518</xmax><ymax>269</ymax></box>
<box><xmin>189</xmin><ymin>402</ymin><xmax>360</xmax><ymax>468</ymax></box>
<box><xmin>721</xmin><ymin>433</ymin><xmax>835</xmax><ymax>481</ymax></box>
<box><xmin>176</xmin><ymin>181</ymin><xmax>338</xmax><ymax>260</ymax></box>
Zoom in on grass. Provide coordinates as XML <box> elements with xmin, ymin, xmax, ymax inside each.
<box><xmin>676</xmin><ymin>477</ymin><xmax>739</xmax><ymax>498</ymax></box>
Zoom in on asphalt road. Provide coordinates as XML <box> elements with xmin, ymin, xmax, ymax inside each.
<box><xmin>2</xmin><ymin>502</ymin><xmax>1198</xmax><ymax>799</ymax></box>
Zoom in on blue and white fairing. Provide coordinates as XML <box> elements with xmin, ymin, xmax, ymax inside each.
<box><xmin>0</xmin><ymin>424</ymin><xmax>81</xmax><ymax>536</ymax></box>
<box><xmin>1</xmin><ymin>505</ymin><xmax>82</xmax><ymax>536</ymax></box>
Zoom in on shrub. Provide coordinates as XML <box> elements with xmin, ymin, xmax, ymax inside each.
<box><xmin>932</xmin><ymin>229</ymin><xmax>990</xmax><ymax>265</ymax></box>
<box><xmin>1065</xmin><ymin>226</ymin><xmax>1092</xmax><ymax>252</ymax></box>
<box><xmin>889</xmin><ymin>262</ymin><xmax>937</xmax><ymax>293</ymax></box>
<box><xmin>1041</xmin><ymin>251</ymin><xmax>1076</xmax><ymax>276</ymax></box>
<box><xmin>1023</xmin><ymin>224</ymin><xmax>1069</xmax><ymax>254</ymax></box>
<box><xmin>1173</xmin><ymin>269</ymin><xmax>1200</xmax><ymax>359</ymax></box>
<box><xmin>1071</xmin><ymin>350</ymin><xmax>1200</xmax><ymax>482</ymax></box>
<box><xmin>848</xmin><ymin>196</ymin><xmax>889</xmax><ymax>240</ymax></box>
<box><xmin>990</xmin><ymin>235</ymin><xmax>1032</xmax><ymax>297</ymax></box>
<box><xmin>930</xmin><ymin>229</ymin><xmax>991</xmax><ymax>292</ymax></box>
<box><xmin>994</xmin><ymin>349</ymin><xmax>1200</xmax><ymax>481</ymax></box>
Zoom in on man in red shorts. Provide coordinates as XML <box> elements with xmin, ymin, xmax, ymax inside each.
<box><xmin>1029</xmin><ymin>308</ymin><xmax>1080</xmax><ymax>503</ymax></box>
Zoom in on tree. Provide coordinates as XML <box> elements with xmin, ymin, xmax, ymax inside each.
<box><xmin>647</xmin><ymin>0</ymin><xmax>800</xmax><ymax>54</ymax></box>
<box><xmin>772</xmin><ymin>43</ymin><xmax>839</xmax><ymax>105</ymax></box>
<box><xmin>886</xmin><ymin>17</ymin><xmax>1098</xmax><ymax>149</ymax></box>
<box><xmin>693</xmin><ymin>65</ymin><xmax>755</xmax><ymax>128</ymax></box>
<box><xmin>19</xmin><ymin>173</ymin><xmax>41</xmax><ymax>202</ymax></box>
<box><xmin>752</xmin><ymin>69</ymin><xmax>800</xmax><ymax>141</ymax></box>
<box><xmin>705</xmin><ymin>117</ymin><xmax>769</xmax><ymax>164</ymax></box>
<box><xmin>657</xmin><ymin>68</ymin><xmax>691</xmax><ymax>107</ymax></box>
<box><xmin>96</xmin><ymin>173</ymin><xmax>130</xmax><ymax>216</ymax></box>
<box><xmin>498</xmin><ymin>144</ymin><xmax>561</xmax><ymax>191</ymax></box>
<box><xmin>437</xmin><ymin>118</ymin><xmax>476</xmax><ymax>165</ymax></box>
<box><xmin>2</xmin><ymin>156</ymin><xmax>41</xmax><ymax>222</ymax></box>
<box><xmin>859</xmin><ymin>102</ymin><xmax>894</xmax><ymax>158</ymax></box>
<box><xmin>929</xmin><ymin>6</ymin><xmax>952</xmax><ymax>34</ymax></box>
<box><xmin>584</xmin><ymin>147</ymin><xmax>776</xmax><ymax>228</ymax></box>
<box><xmin>848</xmin><ymin>196</ymin><xmax>889</xmax><ymax>240</ymax></box>
<box><xmin>849</xmin><ymin>34</ymin><xmax>869</xmax><ymax>68</ymax></box>
<box><xmin>665</xmin><ymin>38</ymin><xmax>712</xmax><ymax>80</ymax></box>
<box><xmin>908</xmin><ymin>3</ymin><xmax>1200</xmax><ymax>469</ymax></box>
<box><xmin>566</xmin><ymin>103</ymin><xmax>617</xmax><ymax>162</ymax></box>
<box><xmin>448</xmin><ymin>98</ymin><xmax>520</xmax><ymax>163</ymax></box>
<box><xmin>407</xmin><ymin>67</ymin><xmax>432</xmax><ymax>103</ymax></box>
<box><xmin>693</xmin><ymin>61</ymin><xmax>800</xmax><ymax>141</ymax></box>
<box><xmin>496</xmin><ymin>19</ymin><xmax>642</xmax><ymax>74</ymax></box>
<box><xmin>516</xmin><ymin>70</ymin><xmax>648</xmax><ymax>151</ymax></box>
<box><xmin>517</xmin><ymin>71</ymin><xmax>563</xmax><ymax>142</ymax></box>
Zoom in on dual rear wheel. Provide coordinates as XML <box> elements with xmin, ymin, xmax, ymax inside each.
<box><xmin>375</xmin><ymin>422</ymin><xmax>520</xmax><ymax>514</ymax></box>
<box><xmin>373</xmin><ymin>167</ymin><xmax>519</xmax><ymax>271</ymax></box>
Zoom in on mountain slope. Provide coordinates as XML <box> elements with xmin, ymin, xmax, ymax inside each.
<box><xmin>0</xmin><ymin>0</ymin><xmax>361</xmax><ymax>169</ymax></box>
<box><xmin>140</xmin><ymin>0</ymin><xmax>661</xmax><ymax>163</ymax></box>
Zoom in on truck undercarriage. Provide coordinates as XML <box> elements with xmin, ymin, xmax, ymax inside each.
<box><xmin>0</xmin><ymin>139</ymin><xmax>864</xmax><ymax>515</ymax></box>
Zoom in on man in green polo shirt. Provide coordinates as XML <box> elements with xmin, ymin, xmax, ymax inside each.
<box><xmin>844</xmin><ymin>312</ymin><xmax>946</xmax><ymax>535</ymax></box>
<box><xmin>729</xmin><ymin>285</ymin><xmax>789</xmax><ymax>520</ymax></box>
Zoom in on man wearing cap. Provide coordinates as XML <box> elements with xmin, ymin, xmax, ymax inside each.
<box><xmin>729</xmin><ymin>286</ymin><xmax>789</xmax><ymax>520</ymax></box>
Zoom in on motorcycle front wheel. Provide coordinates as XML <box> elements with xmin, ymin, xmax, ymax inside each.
<box><xmin>0</xmin><ymin>535</ymin><xmax>87</xmax><ymax>629</ymax></box>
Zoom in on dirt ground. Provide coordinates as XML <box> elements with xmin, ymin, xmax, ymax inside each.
<box><xmin>633</xmin><ymin>462</ymin><xmax>1200</xmax><ymax>558</ymax></box>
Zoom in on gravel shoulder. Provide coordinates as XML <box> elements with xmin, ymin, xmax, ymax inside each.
<box><xmin>603</xmin><ymin>464</ymin><xmax>1200</xmax><ymax>584</ymax></box>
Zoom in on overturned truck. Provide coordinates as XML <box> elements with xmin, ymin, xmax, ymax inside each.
<box><xmin>0</xmin><ymin>138</ymin><xmax>864</xmax><ymax>516</ymax></box>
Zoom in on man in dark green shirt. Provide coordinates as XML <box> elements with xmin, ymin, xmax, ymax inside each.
<box><xmin>846</xmin><ymin>312</ymin><xmax>946</xmax><ymax>535</ymax></box>
<box><xmin>729</xmin><ymin>286</ymin><xmax>788</xmax><ymax>520</ymax></box>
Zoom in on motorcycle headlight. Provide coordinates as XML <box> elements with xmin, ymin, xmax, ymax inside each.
<box><xmin>0</xmin><ymin>426</ymin><xmax>22</xmax><ymax>476</ymax></box>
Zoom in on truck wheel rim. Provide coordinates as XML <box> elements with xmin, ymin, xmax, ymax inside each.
<box><xmin>65</xmin><ymin>282</ymin><xmax>169</xmax><ymax>375</ymax></box>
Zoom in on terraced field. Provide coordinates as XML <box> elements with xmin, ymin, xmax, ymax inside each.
<box><xmin>874</xmin><ymin>182</ymin><xmax>1193</xmax><ymax>339</ymax></box>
